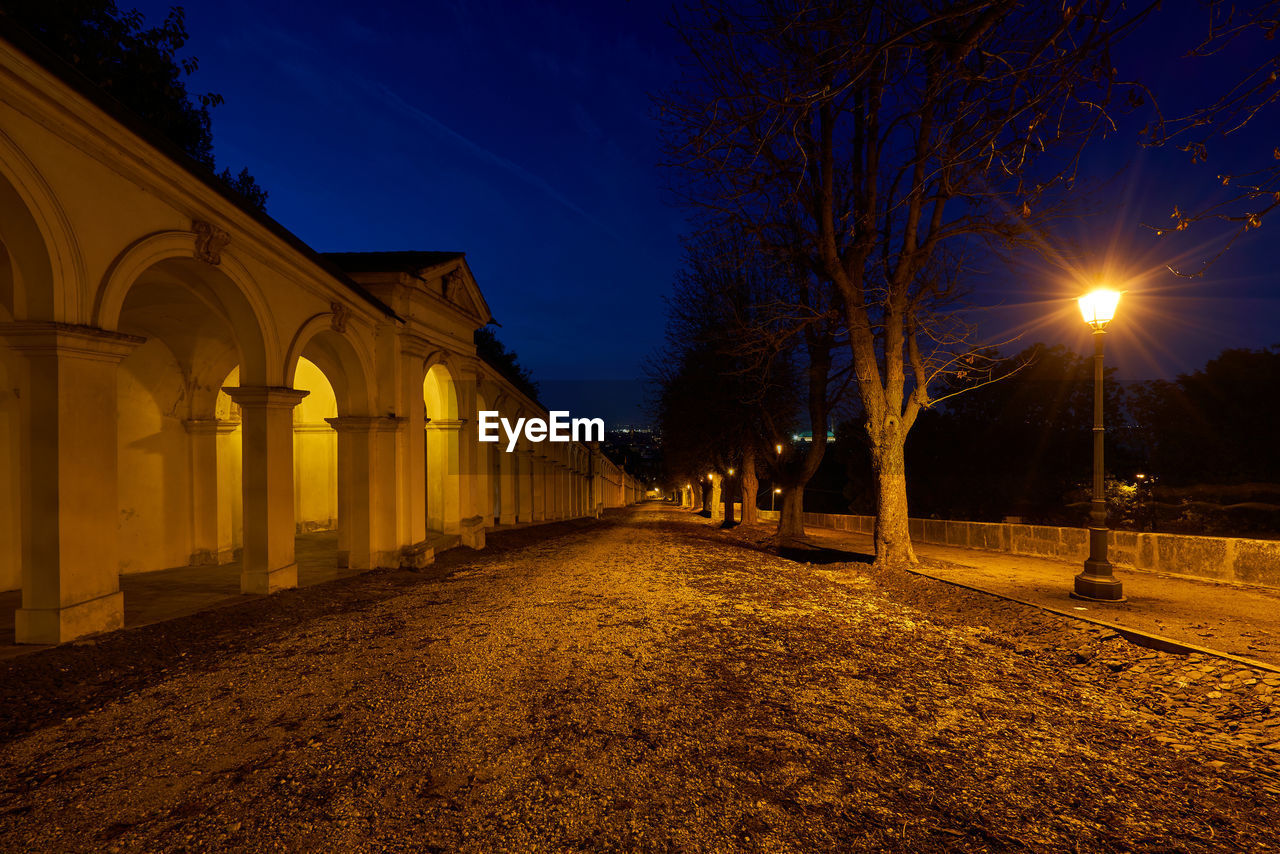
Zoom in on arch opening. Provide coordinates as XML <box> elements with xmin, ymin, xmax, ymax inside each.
<box><xmin>0</xmin><ymin>170</ymin><xmax>54</xmax><ymax>321</ymax></box>
<box><xmin>423</xmin><ymin>362</ymin><xmax>460</xmax><ymax>534</ymax></box>
<box><xmin>292</xmin><ymin>357</ymin><xmax>338</xmax><ymax>537</ymax></box>
<box><xmin>115</xmin><ymin>263</ymin><xmax>251</xmax><ymax>576</ymax></box>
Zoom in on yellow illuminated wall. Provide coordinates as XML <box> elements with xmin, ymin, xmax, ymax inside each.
<box><xmin>293</xmin><ymin>357</ymin><xmax>338</xmax><ymax>532</ymax></box>
<box><xmin>116</xmin><ymin>337</ymin><xmax>194</xmax><ymax>574</ymax></box>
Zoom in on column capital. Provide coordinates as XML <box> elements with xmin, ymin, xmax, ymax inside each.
<box><xmin>325</xmin><ymin>415</ymin><xmax>405</xmax><ymax>434</ymax></box>
<box><xmin>424</xmin><ymin>418</ymin><xmax>467</xmax><ymax>431</ymax></box>
<box><xmin>224</xmin><ymin>386</ymin><xmax>309</xmax><ymax>409</ymax></box>
<box><xmin>0</xmin><ymin>321</ymin><xmax>144</xmax><ymax>362</ymax></box>
<box><xmin>184</xmin><ymin>418</ymin><xmax>240</xmax><ymax>435</ymax></box>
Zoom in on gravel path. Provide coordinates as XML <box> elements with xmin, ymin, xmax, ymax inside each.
<box><xmin>0</xmin><ymin>505</ymin><xmax>1277</xmax><ymax>852</ymax></box>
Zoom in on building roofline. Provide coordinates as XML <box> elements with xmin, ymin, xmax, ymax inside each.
<box><xmin>0</xmin><ymin>12</ymin><xmax>401</xmax><ymax>322</ymax></box>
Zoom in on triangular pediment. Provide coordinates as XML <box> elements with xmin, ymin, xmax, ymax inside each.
<box><xmin>321</xmin><ymin>250</ymin><xmax>493</xmax><ymax>327</ymax></box>
<box><xmin>439</xmin><ymin>261</ymin><xmax>493</xmax><ymax>327</ymax></box>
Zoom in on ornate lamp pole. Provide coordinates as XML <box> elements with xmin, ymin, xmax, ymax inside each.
<box><xmin>1073</xmin><ymin>288</ymin><xmax>1126</xmax><ymax>602</ymax></box>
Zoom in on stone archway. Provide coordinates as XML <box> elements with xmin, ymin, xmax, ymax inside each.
<box><xmin>112</xmin><ymin>255</ymin><xmax>265</xmax><ymax>584</ymax></box>
<box><xmin>424</xmin><ymin>360</ymin><xmax>462</xmax><ymax>535</ymax></box>
<box><xmin>0</xmin><ymin>158</ymin><xmax>116</xmax><ymax>643</ymax></box>
<box><xmin>286</xmin><ymin>321</ymin><xmax>382</xmax><ymax>570</ymax></box>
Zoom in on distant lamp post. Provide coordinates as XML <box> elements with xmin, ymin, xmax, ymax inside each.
<box><xmin>772</xmin><ymin>487</ymin><xmax>782</xmax><ymax>511</ymax></box>
<box><xmin>775</xmin><ymin>443</ymin><xmax>783</xmax><ymax>455</ymax></box>
<box><xmin>1073</xmin><ymin>288</ymin><xmax>1126</xmax><ymax>602</ymax></box>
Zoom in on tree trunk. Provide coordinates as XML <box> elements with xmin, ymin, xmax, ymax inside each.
<box><xmin>700</xmin><ymin>481</ymin><xmax>711</xmax><ymax>515</ymax></box>
<box><xmin>871</xmin><ymin>436</ymin><xmax>916</xmax><ymax>567</ymax></box>
<box><xmin>741</xmin><ymin>446</ymin><xmax>758</xmax><ymax>525</ymax></box>
<box><xmin>774</xmin><ymin>326</ymin><xmax>833</xmax><ymax>544</ymax></box>
<box><xmin>721</xmin><ymin>476</ymin><xmax>735</xmax><ymax>527</ymax></box>
<box><xmin>778</xmin><ymin>488</ymin><xmax>804</xmax><ymax>541</ymax></box>
<box><xmin>709</xmin><ymin>475</ymin><xmax>723</xmax><ymax>522</ymax></box>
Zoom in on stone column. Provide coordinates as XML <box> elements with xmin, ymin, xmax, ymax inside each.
<box><xmin>498</xmin><ymin>444</ymin><xmax>517</xmax><ymax>525</ymax></box>
<box><xmin>399</xmin><ymin>352</ymin><xmax>427</xmax><ymax>549</ymax></box>
<box><xmin>454</xmin><ymin>376</ymin><xmax>480</xmax><ymax>525</ymax></box>
<box><xmin>2</xmin><ymin>323</ymin><xmax>142</xmax><ymax>643</ymax></box>
<box><xmin>516</xmin><ymin>449</ymin><xmax>535</xmax><ymax>523</ymax></box>
<box><xmin>326</xmin><ymin>416</ymin><xmax>401</xmax><ymax>570</ymax></box>
<box><xmin>227</xmin><ymin>386</ymin><xmax>307</xmax><ymax>594</ymax></box>
<box><xmin>184</xmin><ymin>418</ymin><xmax>238</xmax><ymax>565</ymax></box>
<box><xmin>547</xmin><ymin>461</ymin><xmax>561</xmax><ymax>520</ymax></box>
<box><xmin>558</xmin><ymin>461</ymin><xmax>566</xmax><ymax>518</ymax></box>
<box><xmin>570</xmin><ymin>468</ymin><xmax>580</xmax><ymax>518</ymax></box>
<box><xmin>425</xmin><ymin>419</ymin><xmax>464</xmax><ymax>533</ymax></box>
<box><xmin>333</xmin><ymin>422</ymin><xmax>353</xmax><ymax>568</ymax></box>
<box><xmin>531</xmin><ymin>455</ymin><xmax>547</xmax><ymax>522</ymax></box>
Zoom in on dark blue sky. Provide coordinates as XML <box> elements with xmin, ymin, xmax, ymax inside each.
<box><xmin>132</xmin><ymin>0</ymin><xmax>1277</xmax><ymax>394</ymax></box>
<box><xmin>132</xmin><ymin>0</ymin><xmax>686</xmax><ymax>385</ymax></box>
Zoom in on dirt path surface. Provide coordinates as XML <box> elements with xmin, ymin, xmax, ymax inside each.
<box><xmin>1</xmin><ymin>506</ymin><xmax>1278</xmax><ymax>852</ymax></box>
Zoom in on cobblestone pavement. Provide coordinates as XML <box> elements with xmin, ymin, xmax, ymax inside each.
<box><xmin>0</xmin><ymin>506</ymin><xmax>1277</xmax><ymax>852</ymax></box>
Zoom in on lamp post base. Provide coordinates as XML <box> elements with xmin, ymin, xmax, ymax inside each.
<box><xmin>1072</xmin><ymin>569</ymin><xmax>1126</xmax><ymax>603</ymax></box>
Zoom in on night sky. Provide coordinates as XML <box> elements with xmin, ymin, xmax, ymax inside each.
<box><xmin>128</xmin><ymin>0</ymin><xmax>1277</xmax><ymax>420</ymax></box>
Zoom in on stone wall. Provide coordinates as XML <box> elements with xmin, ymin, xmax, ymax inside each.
<box><xmin>777</xmin><ymin>510</ymin><xmax>1280</xmax><ymax>588</ymax></box>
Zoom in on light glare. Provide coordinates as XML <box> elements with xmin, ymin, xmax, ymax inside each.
<box><xmin>1078</xmin><ymin>288</ymin><xmax>1122</xmax><ymax>329</ymax></box>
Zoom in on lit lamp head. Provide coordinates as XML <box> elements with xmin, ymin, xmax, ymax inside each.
<box><xmin>1078</xmin><ymin>288</ymin><xmax>1122</xmax><ymax>331</ymax></box>
<box><xmin>728</xmin><ymin>468</ymin><xmax>735</xmax><ymax>476</ymax></box>
<box><xmin>775</xmin><ymin>443</ymin><xmax>783</xmax><ymax>454</ymax></box>
<box><xmin>774</xmin><ymin>488</ymin><xmax>782</xmax><ymax>494</ymax></box>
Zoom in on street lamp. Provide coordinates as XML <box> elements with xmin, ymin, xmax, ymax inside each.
<box><xmin>1073</xmin><ymin>288</ymin><xmax>1126</xmax><ymax>602</ymax></box>
<box><xmin>772</xmin><ymin>487</ymin><xmax>781</xmax><ymax>511</ymax></box>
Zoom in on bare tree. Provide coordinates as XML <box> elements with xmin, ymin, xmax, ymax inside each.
<box><xmin>651</xmin><ymin>236</ymin><xmax>807</xmax><ymax>529</ymax></box>
<box><xmin>1141</xmin><ymin>1</ymin><xmax>1280</xmax><ymax>273</ymax></box>
<box><xmin>652</xmin><ymin>231</ymin><xmax>850</xmax><ymax>541</ymax></box>
<box><xmin>661</xmin><ymin>0</ymin><xmax>1150</xmax><ymax>566</ymax></box>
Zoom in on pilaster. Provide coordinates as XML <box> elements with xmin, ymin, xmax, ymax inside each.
<box><xmin>0</xmin><ymin>323</ymin><xmax>143</xmax><ymax>643</ymax></box>
<box><xmin>226</xmin><ymin>386</ymin><xmax>308</xmax><ymax>594</ymax></box>
<box><xmin>184</xmin><ymin>418</ymin><xmax>239</xmax><ymax>565</ymax></box>
<box><xmin>425</xmin><ymin>418</ymin><xmax>464</xmax><ymax>533</ymax></box>
<box><xmin>327</xmin><ymin>416</ymin><xmax>403</xmax><ymax>570</ymax></box>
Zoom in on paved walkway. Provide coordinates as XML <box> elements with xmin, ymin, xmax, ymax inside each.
<box><xmin>0</xmin><ymin>521</ymin><xmax>577</xmax><ymax>659</ymax></box>
<box><xmin>792</xmin><ymin>524</ymin><xmax>1280</xmax><ymax>667</ymax></box>
<box><xmin>0</xmin><ymin>533</ymin><xmax>357</xmax><ymax>660</ymax></box>
<box><xmin>0</xmin><ymin>505</ymin><xmax>1276</xmax><ymax>851</ymax></box>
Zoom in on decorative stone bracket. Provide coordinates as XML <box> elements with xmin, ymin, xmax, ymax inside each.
<box><xmin>192</xmin><ymin>220</ymin><xmax>230</xmax><ymax>266</ymax></box>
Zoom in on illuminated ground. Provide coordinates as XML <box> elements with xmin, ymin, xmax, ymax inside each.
<box><xmin>0</xmin><ymin>506</ymin><xmax>1277</xmax><ymax>852</ymax></box>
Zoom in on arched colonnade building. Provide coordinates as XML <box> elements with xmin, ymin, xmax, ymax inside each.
<box><xmin>0</xmin><ymin>28</ymin><xmax>638</xmax><ymax>644</ymax></box>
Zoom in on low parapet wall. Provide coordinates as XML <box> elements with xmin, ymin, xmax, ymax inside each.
<box><xmin>742</xmin><ymin>506</ymin><xmax>1280</xmax><ymax>588</ymax></box>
